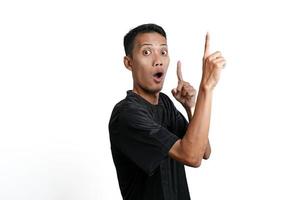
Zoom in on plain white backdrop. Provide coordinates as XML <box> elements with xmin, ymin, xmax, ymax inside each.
<box><xmin>1</xmin><ymin>0</ymin><xmax>300</xmax><ymax>199</ymax></box>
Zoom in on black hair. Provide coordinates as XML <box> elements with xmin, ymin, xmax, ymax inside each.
<box><xmin>123</xmin><ymin>23</ymin><xmax>167</xmax><ymax>56</ymax></box>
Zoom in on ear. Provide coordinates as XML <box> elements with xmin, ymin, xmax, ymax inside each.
<box><xmin>123</xmin><ymin>56</ymin><xmax>133</xmax><ymax>71</ymax></box>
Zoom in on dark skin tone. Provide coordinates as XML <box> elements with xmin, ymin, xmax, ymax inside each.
<box><xmin>124</xmin><ymin>32</ymin><xmax>225</xmax><ymax>167</ymax></box>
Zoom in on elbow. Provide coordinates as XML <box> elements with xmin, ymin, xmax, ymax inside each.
<box><xmin>185</xmin><ymin>148</ymin><xmax>209</xmax><ymax>166</ymax></box>
<box><xmin>185</xmin><ymin>156</ymin><xmax>202</xmax><ymax>168</ymax></box>
<box><xmin>176</xmin><ymin>139</ymin><xmax>209</xmax><ymax>168</ymax></box>
<box><xmin>191</xmin><ymin>160</ymin><xmax>202</xmax><ymax>168</ymax></box>
<box><xmin>181</xmin><ymin>145</ymin><xmax>207</xmax><ymax>168</ymax></box>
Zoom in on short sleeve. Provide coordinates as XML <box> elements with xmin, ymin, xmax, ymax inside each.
<box><xmin>109</xmin><ymin>106</ymin><xmax>179</xmax><ymax>176</ymax></box>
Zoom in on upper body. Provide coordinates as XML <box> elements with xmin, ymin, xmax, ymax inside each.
<box><xmin>109</xmin><ymin>90</ymin><xmax>190</xmax><ymax>200</ymax></box>
<box><xmin>109</xmin><ymin>23</ymin><xmax>226</xmax><ymax>199</ymax></box>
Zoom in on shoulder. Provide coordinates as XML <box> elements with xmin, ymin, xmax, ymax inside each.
<box><xmin>159</xmin><ymin>92</ymin><xmax>171</xmax><ymax>101</ymax></box>
<box><xmin>114</xmin><ymin>93</ymin><xmax>149</xmax><ymax>115</ymax></box>
<box><xmin>159</xmin><ymin>92</ymin><xmax>177</xmax><ymax>111</ymax></box>
<box><xmin>109</xmin><ymin>95</ymin><xmax>150</xmax><ymax>129</ymax></box>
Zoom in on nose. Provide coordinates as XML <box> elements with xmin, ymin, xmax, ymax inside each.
<box><xmin>153</xmin><ymin>53</ymin><xmax>163</xmax><ymax>67</ymax></box>
<box><xmin>154</xmin><ymin>61</ymin><xmax>163</xmax><ymax>67</ymax></box>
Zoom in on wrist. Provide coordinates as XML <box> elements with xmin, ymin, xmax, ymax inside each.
<box><xmin>183</xmin><ymin>104</ymin><xmax>194</xmax><ymax>112</ymax></box>
<box><xmin>199</xmin><ymin>83</ymin><xmax>213</xmax><ymax>94</ymax></box>
<box><xmin>183</xmin><ymin>104</ymin><xmax>194</xmax><ymax>121</ymax></box>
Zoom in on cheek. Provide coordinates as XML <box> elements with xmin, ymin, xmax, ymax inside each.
<box><xmin>135</xmin><ymin>55</ymin><xmax>152</xmax><ymax>67</ymax></box>
<box><xmin>133</xmin><ymin>57</ymin><xmax>152</xmax><ymax>73</ymax></box>
<box><xmin>131</xmin><ymin>64</ymin><xmax>148</xmax><ymax>81</ymax></box>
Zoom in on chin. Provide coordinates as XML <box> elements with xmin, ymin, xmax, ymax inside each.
<box><xmin>144</xmin><ymin>85</ymin><xmax>163</xmax><ymax>94</ymax></box>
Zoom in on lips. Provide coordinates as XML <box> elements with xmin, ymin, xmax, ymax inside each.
<box><xmin>153</xmin><ymin>70</ymin><xmax>165</xmax><ymax>83</ymax></box>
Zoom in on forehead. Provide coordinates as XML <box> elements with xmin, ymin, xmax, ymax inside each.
<box><xmin>134</xmin><ymin>32</ymin><xmax>167</xmax><ymax>48</ymax></box>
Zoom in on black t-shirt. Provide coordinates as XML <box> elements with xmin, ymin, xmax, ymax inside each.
<box><xmin>109</xmin><ymin>90</ymin><xmax>191</xmax><ymax>200</ymax></box>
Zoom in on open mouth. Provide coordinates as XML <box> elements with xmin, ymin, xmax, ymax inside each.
<box><xmin>154</xmin><ymin>72</ymin><xmax>163</xmax><ymax>79</ymax></box>
<box><xmin>153</xmin><ymin>72</ymin><xmax>164</xmax><ymax>83</ymax></box>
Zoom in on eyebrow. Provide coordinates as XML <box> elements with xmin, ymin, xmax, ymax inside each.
<box><xmin>139</xmin><ymin>43</ymin><xmax>168</xmax><ymax>47</ymax></box>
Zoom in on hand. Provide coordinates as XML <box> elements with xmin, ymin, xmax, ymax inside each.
<box><xmin>172</xmin><ymin>61</ymin><xmax>197</xmax><ymax>109</ymax></box>
<box><xmin>201</xmin><ymin>33</ymin><xmax>226</xmax><ymax>91</ymax></box>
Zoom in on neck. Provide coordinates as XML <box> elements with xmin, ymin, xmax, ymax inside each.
<box><xmin>132</xmin><ymin>87</ymin><xmax>160</xmax><ymax>105</ymax></box>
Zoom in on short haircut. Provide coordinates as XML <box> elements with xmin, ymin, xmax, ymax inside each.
<box><xmin>123</xmin><ymin>23</ymin><xmax>167</xmax><ymax>56</ymax></box>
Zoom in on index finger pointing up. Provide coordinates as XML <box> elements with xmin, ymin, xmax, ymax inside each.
<box><xmin>204</xmin><ymin>32</ymin><xmax>210</xmax><ymax>58</ymax></box>
<box><xmin>177</xmin><ymin>60</ymin><xmax>183</xmax><ymax>81</ymax></box>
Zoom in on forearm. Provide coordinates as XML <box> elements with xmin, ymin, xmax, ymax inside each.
<box><xmin>169</xmin><ymin>33</ymin><xmax>224</xmax><ymax>167</ymax></box>
<box><xmin>180</xmin><ymin>86</ymin><xmax>213</xmax><ymax>165</ymax></box>
<box><xmin>184</xmin><ymin>102</ymin><xmax>211</xmax><ymax>160</ymax></box>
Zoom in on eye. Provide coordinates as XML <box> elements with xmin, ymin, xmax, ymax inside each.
<box><xmin>161</xmin><ymin>49</ymin><xmax>168</xmax><ymax>56</ymax></box>
<box><xmin>143</xmin><ymin>49</ymin><xmax>151</xmax><ymax>56</ymax></box>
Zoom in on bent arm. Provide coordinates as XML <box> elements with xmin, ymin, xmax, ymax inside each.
<box><xmin>169</xmin><ymin>86</ymin><xmax>212</xmax><ymax>167</ymax></box>
<box><xmin>184</xmin><ymin>103</ymin><xmax>211</xmax><ymax>161</ymax></box>
<box><xmin>169</xmin><ymin>33</ymin><xmax>225</xmax><ymax>167</ymax></box>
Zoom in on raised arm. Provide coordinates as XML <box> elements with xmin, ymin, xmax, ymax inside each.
<box><xmin>169</xmin><ymin>33</ymin><xmax>225</xmax><ymax>167</ymax></box>
<box><xmin>184</xmin><ymin>105</ymin><xmax>211</xmax><ymax>160</ymax></box>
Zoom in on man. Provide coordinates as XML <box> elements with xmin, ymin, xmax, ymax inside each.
<box><xmin>109</xmin><ymin>23</ymin><xmax>226</xmax><ymax>200</ymax></box>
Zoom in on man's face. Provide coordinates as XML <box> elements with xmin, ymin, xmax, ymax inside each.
<box><xmin>126</xmin><ymin>32</ymin><xmax>170</xmax><ymax>94</ymax></box>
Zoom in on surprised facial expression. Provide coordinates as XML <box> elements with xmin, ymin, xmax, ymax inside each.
<box><xmin>125</xmin><ymin>32</ymin><xmax>170</xmax><ymax>94</ymax></box>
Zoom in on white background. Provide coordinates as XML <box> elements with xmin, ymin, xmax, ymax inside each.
<box><xmin>1</xmin><ymin>0</ymin><xmax>300</xmax><ymax>199</ymax></box>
